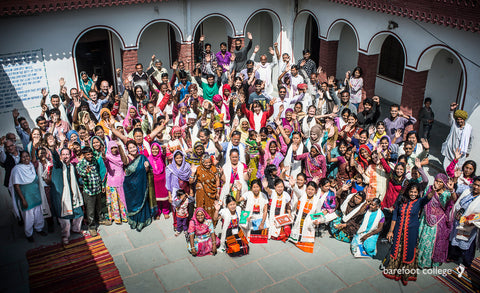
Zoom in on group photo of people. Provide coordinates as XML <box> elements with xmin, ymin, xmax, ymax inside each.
<box><xmin>2</xmin><ymin>30</ymin><xmax>478</xmax><ymax>288</ymax></box>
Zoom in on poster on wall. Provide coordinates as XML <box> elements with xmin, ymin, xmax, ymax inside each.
<box><xmin>0</xmin><ymin>49</ymin><xmax>49</xmax><ymax>115</ymax></box>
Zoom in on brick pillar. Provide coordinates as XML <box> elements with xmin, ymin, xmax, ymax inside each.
<box><xmin>357</xmin><ymin>53</ymin><xmax>379</xmax><ymax>99</ymax></box>
<box><xmin>228</xmin><ymin>36</ymin><xmax>244</xmax><ymax>53</ymax></box>
<box><xmin>401</xmin><ymin>69</ymin><xmax>429</xmax><ymax>131</ymax></box>
<box><xmin>176</xmin><ymin>42</ymin><xmax>194</xmax><ymax>72</ymax></box>
<box><xmin>121</xmin><ymin>49</ymin><xmax>138</xmax><ymax>80</ymax></box>
<box><xmin>318</xmin><ymin>39</ymin><xmax>338</xmax><ymax>78</ymax></box>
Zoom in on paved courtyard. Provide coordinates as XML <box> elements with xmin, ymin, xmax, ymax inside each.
<box><xmin>1</xmin><ymin>214</ymin><xmax>457</xmax><ymax>293</ymax></box>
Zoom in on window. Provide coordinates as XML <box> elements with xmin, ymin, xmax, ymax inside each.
<box><xmin>378</xmin><ymin>35</ymin><xmax>405</xmax><ymax>83</ymax></box>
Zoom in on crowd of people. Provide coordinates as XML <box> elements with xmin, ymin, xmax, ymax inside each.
<box><xmin>2</xmin><ymin>32</ymin><xmax>478</xmax><ymax>286</ymax></box>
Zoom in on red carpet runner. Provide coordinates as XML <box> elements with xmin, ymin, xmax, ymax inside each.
<box><xmin>27</xmin><ymin>235</ymin><xmax>126</xmax><ymax>293</ymax></box>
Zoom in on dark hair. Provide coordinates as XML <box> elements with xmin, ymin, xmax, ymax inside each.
<box><xmin>340</xmin><ymin>90</ymin><xmax>350</xmax><ymax>97</ymax></box>
<box><xmin>94</xmin><ymin>125</ymin><xmax>104</xmax><ymax>133</ymax></box>
<box><xmin>174</xmin><ymin>151</ymin><xmax>184</xmax><ymax>159</ymax></box>
<box><xmin>291</xmin><ymin>65</ymin><xmax>299</xmax><ymax>70</ymax></box>
<box><xmin>81</xmin><ymin>146</ymin><xmax>93</xmax><ymax>154</ymax></box>
<box><xmin>250</xmin><ymin>179</ymin><xmax>262</xmax><ymax>189</ymax></box>
<box><xmin>359</xmin><ymin>130</ymin><xmax>368</xmax><ymax>137</ymax></box>
<box><xmin>231</xmin><ymin>130</ymin><xmax>241</xmax><ymax>137</ymax></box>
<box><xmin>18</xmin><ymin>117</ymin><xmax>26</xmax><ymax>124</ymax></box>
<box><xmin>302</xmin><ymin>49</ymin><xmax>310</xmax><ymax>55</ymax></box>
<box><xmin>77</xmin><ymin>125</ymin><xmax>87</xmax><ymax>131</ymax></box>
<box><xmin>372</xmin><ymin>198</ymin><xmax>381</xmax><ymax>206</ymax></box>
<box><xmin>363</xmin><ymin>97</ymin><xmax>373</xmax><ymax>106</ymax></box>
<box><xmin>291</xmin><ymin>131</ymin><xmax>302</xmax><ymax>138</ymax></box>
<box><xmin>60</xmin><ymin>147</ymin><xmax>70</xmax><ymax>154</ymax></box>
<box><xmin>297</xmin><ymin>173</ymin><xmax>307</xmax><ymax>180</ymax></box>
<box><xmin>133</xmin><ymin>128</ymin><xmax>143</xmax><ymax>136</ymax></box>
<box><xmin>198</xmin><ymin>128</ymin><xmax>211</xmax><ymax>137</ymax></box>
<box><xmin>424</xmin><ymin>97</ymin><xmax>432</xmax><ymax>104</ymax></box>
<box><xmin>265</xmin><ymin>164</ymin><xmax>277</xmax><ymax>176</ymax></box>
<box><xmin>178</xmin><ymin>70</ymin><xmax>187</xmax><ymax>79</ymax></box>
<box><xmin>400</xmin><ymin>182</ymin><xmax>420</xmax><ymax>204</ymax></box>
<box><xmin>252</xmin><ymin>101</ymin><xmax>264</xmax><ymax>111</ymax></box>
<box><xmin>306</xmin><ymin>181</ymin><xmax>318</xmax><ymax>190</ymax></box>
<box><xmin>294</xmin><ymin>101</ymin><xmax>303</xmax><ymax>108</ymax></box>
<box><xmin>50</xmin><ymin>94</ymin><xmax>60</xmax><ymax>101</ymax></box>
<box><xmin>274</xmin><ymin>178</ymin><xmax>284</xmax><ymax>187</ymax></box>
<box><xmin>225</xmin><ymin>195</ymin><xmax>236</xmax><ymax>206</ymax></box>
<box><xmin>278</xmin><ymin>85</ymin><xmax>286</xmax><ymax>92</ymax></box>
<box><xmin>229</xmin><ymin>148</ymin><xmax>239</xmax><ymax>156</ymax></box>
<box><xmin>259</xmin><ymin>127</ymin><xmax>268</xmax><ymax>135</ymax></box>
<box><xmin>254</xmin><ymin>79</ymin><xmax>263</xmax><ymax>86</ymax></box>
<box><xmin>404</xmin><ymin>141</ymin><xmax>414</xmax><ymax>147</ymax></box>
<box><xmin>220</xmin><ymin>42</ymin><xmax>227</xmax><ymax>47</ymax></box>
<box><xmin>341</xmin><ymin>108</ymin><xmax>351</xmax><ymax>116</ymax></box>
<box><xmin>397</xmin><ymin>155</ymin><xmax>408</xmax><ymax>164</ymax></box>
<box><xmin>135</xmin><ymin>63</ymin><xmax>143</xmax><ymax>68</ymax></box>
<box><xmin>50</xmin><ymin>108</ymin><xmax>61</xmax><ymax>117</ymax></box>
<box><xmin>205</xmin><ymin>43</ymin><xmax>211</xmax><ymax>48</ymax></box>
<box><xmin>125</xmin><ymin>140</ymin><xmax>137</xmax><ymax>149</ymax></box>
<box><xmin>246</xmin><ymin>60</ymin><xmax>254</xmax><ymax>66</ymax></box>
<box><xmin>406</xmin><ymin>131</ymin><xmax>419</xmax><ymax>142</ymax></box>
<box><xmin>376</xmin><ymin>121</ymin><xmax>385</xmax><ymax>128</ymax></box>
<box><xmin>161</xmin><ymin>73</ymin><xmax>169</xmax><ymax>79</ymax></box>
<box><xmin>36</xmin><ymin>116</ymin><xmax>46</xmax><ymax>124</ymax></box>
<box><xmin>463</xmin><ymin>160</ymin><xmax>477</xmax><ymax>177</ymax></box>
<box><xmin>357</xmin><ymin>190</ymin><xmax>366</xmax><ymax>201</ymax></box>
<box><xmin>176</xmin><ymin>189</ymin><xmax>186</xmax><ymax>198</ymax></box>
<box><xmin>473</xmin><ymin>176</ymin><xmax>480</xmax><ymax>184</ymax></box>
<box><xmin>391</xmin><ymin>104</ymin><xmax>400</xmax><ymax>110</ymax></box>
<box><xmin>319</xmin><ymin>178</ymin><xmax>330</xmax><ymax>187</ymax></box>
<box><xmin>206</xmin><ymin>74</ymin><xmax>215</xmax><ymax>80</ymax></box>
<box><xmin>352</xmin><ymin>66</ymin><xmax>363</xmax><ymax>77</ymax></box>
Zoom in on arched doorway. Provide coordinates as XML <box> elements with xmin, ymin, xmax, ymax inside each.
<box><xmin>378</xmin><ymin>35</ymin><xmax>405</xmax><ymax>83</ymax></box>
<box><xmin>293</xmin><ymin>12</ymin><xmax>320</xmax><ymax>66</ymax></box>
<box><xmin>244</xmin><ymin>10</ymin><xmax>281</xmax><ymax>63</ymax></box>
<box><xmin>137</xmin><ymin>22</ymin><xmax>181</xmax><ymax>76</ymax></box>
<box><xmin>336</xmin><ymin>25</ymin><xmax>358</xmax><ymax>80</ymax></box>
<box><xmin>193</xmin><ymin>15</ymin><xmax>235</xmax><ymax>63</ymax></box>
<box><xmin>74</xmin><ymin>29</ymin><xmax>123</xmax><ymax>88</ymax></box>
<box><xmin>423</xmin><ymin>49</ymin><xmax>464</xmax><ymax>125</ymax></box>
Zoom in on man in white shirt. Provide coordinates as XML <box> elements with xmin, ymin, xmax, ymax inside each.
<box><xmin>290</xmin><ymin>65</ymin><xmax>304</xmax><ymax>96</ymax></box>
<box><xmin>249</xmin><ymin>45</ymin><xmax>277</xmax><ymax>95</ymax></box>
<box><xmin>272</xmin><ymin>86</ymin><xmax>303</xmax><ymax>119</ymax></box>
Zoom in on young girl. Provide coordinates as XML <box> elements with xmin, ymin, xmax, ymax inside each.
<box><xmin>173</xmin><ymin>190</ymin><xmax>190</xmax><ymax>236</ymax></box>
<box><xmin>239</xmin><ymin>180</ymin><xmax>269</xmax><ymax>243</ymax></box>
<box><xmin>265</xmin><ymin>179</ymin><xmax>292</xmax><ymax>241</ymax></box>
<box><xmin>214</xmin><ymin>195</ymin><xmax>249</xmax><ymax>256</ymax></box>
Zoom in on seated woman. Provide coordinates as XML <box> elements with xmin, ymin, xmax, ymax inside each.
<box><xmin>329</xmin><ymin>189</ymin><xmax>368</xmax><ymax>243</ymax></box>
<box><xmin>239</xmin><ymin>179</ymin><xmax>269</xmax><ymax>243</ymax></box>
<box><xmin>351</xmin><ymin>198</ymin><xmax>384</xmax><ymax>258</ymax></box>
<box><xmin>187</xmin><ymin>207</ymin><xmax>218</xmax><ymax>257</ymax></box>
<box><xmin>214</xmin><ymin>195</ymin><xmax>249</xmax><ymax>257</ymax></box>
<box><xmin>289</xmin><ymin>181</ymin><xmax>322</xmax><ymax>253</ymax></box>
<box><xmin>317</xmin><ymin>178</ymin><xmax>337</xmax><ymax>223</ymax></box>
<box><xmin>264</xmin><ymin>179</ymin><xmax>292</xmax><ymax>242</ymax></box>
<box><xmin>292</xmin><ymin>143</ymin><xmax>327</xmax><ymax>182</ymax></box>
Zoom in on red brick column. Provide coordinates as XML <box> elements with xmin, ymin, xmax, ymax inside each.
<box><xmin>176</xmin><ymin>42</ymin><xmax>194</xmax><ymax>72</ymax></box>
<box><xmin>228</xmin><ymin>36</ymin><xmax>244</xmax><ymax>53</ymax></box>
<box><xmin>318</xmin><ymin>39</ymin><xmax>338</xmax><ymax>78</ymax></box>
<box><xmin>357</xmin><ymin>53</ymin><xmax>379</xmax><ymax>99</ymax></box>
<box><xmin>121</xmin><ymin>49</ymin><xmax>138</xmax><ymax>80</ymax></box>
<box><xmin>401</xmin><ymin>69</ymin><xmax>429</xmax><ymax>131</ymax></box>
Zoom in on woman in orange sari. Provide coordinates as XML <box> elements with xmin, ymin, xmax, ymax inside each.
<box><xmin>192</xmin><ymin>154</ymin><xmax>220</xmax><ymax>218</ymax></box>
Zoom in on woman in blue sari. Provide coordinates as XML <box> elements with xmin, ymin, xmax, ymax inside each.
<box><xmin>123</xmin><ymin>140</ymin><xmax>157</xmax><ymax>231</ymax></box>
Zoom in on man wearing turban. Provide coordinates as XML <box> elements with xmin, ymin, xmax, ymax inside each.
<box><xmin>441</xmin><ymin>102</ymin><xmax>473</xmax><ymax>170</ymax></box>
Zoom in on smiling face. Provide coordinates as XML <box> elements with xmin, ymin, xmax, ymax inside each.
<box><xmin>230</xmin><ymin>152</ymin><xmax>239</xmax><ymax>165</ymax></box>
<box><xmin>274</xmin><ymin>182</ymin><xmax>284</xmax><ymax>195</ymax></box>
<box><xmin>408</xmin><ymin>186</ymin><xmax>419</xmax><ymax>201</ymax></box>
<box><xmin>174</xmin><ymin>153</ymin><xmax>183</xmax><ymax>166</ymax></box>
<box><xmin>60</xmin><ymin>148</ymin><xmax>71</xmax><ymax>164</ymax></box>
<box><xmin>296</xmin><ymin>175</ymin><xmax>305</xmax><ymax>188</ymax></box>
<box><xmin>196</xmin><ymin>210</ymin><xmax>205</xmax><ymax>223</ymax></box>
<box><xmin>151</xmin><ymin>144</ymin><xmax>159</xmax><ymax>156</ymax></box>
<box><xmin>269</xmin><ymin>142</ymin><xmax>277</xmax><ymax>155</ymax></box>
<box><xmin>127</xmin><ymin>143</ymin><xmax>138</xmax><ymax>156</ymax></box>
<box><xmin>306</xmin><ymin>185</ymin><xmax>316</xmax><ymax>197</ymax></box>
<box><xmin>20</xmin><ymin>151</ymin><xmax>30</xmax><ymax>165</ymax></box>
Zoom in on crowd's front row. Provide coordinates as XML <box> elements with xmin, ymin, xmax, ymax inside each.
<box><xmin>9</xmin><ymin>135</ymin><xmax>480</xmax><ymax>286</ymax></box>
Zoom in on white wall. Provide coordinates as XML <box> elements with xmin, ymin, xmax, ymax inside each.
<box><xmin>424</xmin><ymin>50</ymin><xmax>463</xmax><ymax>125</ymax></box>
<box><xmin>137</xmin><ymin>22</ymin><xmax>172</xmax><ymax>75</ymax></box>
<box><xmin>375</xmin><ymin>77</ymin><xmax>403</xmax><ymax>105</ymax></box>
<box><xmin>336</xmin><ymin>25</ymin><xmax>358</xmax><ymax>80</ymax></box>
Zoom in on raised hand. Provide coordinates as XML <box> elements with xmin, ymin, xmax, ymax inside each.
<box><xmin>247</xmin><ymin>32</ymin><xmax>252</xmax><ymax>40</ymax></box>
<box><xmin>92</xmin><ymin>74</ymin><xmax>98</xmax><ymax>83</ymax></box>
<box><xmin>199</xmin><ymin>35</ymin><xmax>205</xmax><ymax>42</ymax></box>
<box><xmin>394</xmin><ymin>129</ymin><xmax>402</xmax><ymax>139</ymax></box>
<box><xmin>254</xmin><ymin>45</ymin><xmax>260</xmax><ymax>54</ymax></box>
<box><xmin>41</xmin><ymin>88</ymin><xmax>48</xmax><ymax>98</ymax></box>
<box><xmin>300</xmin><ymin>60</ymin><xmax>306</xmax><ymax>67</ymax></box>
<box><xmin>59</xmin><ymin>77</ymin><xmax>65</xmax><ymax>88</ymax></box>
<box><xmin>450</xmin><ymin>102</ymin><xmax>458</xmax><ymax>111</ymax></box>
<box><xmin>269</xmin><ymin>47</ymin><xmax>275</xmax><ymax>55</ymax></box>
<box><xmin>12</xmin><ymin>109</ymin><xmax>19</xmax><ymax>118</ymax></box>
<box><xmin>420</xmin><ymin>138</ymin><xmax>430</xmax><ymax>150</ymax></box>
<box><xmin>151</xmin><ymin>54</ymin><xmax>156</xmax><ymax>61</ymax></box>
<box><xmin>414</xmin><ymin>157</ymin><xmax>421</xmax><ymax>169</ymax></box>
<box><xmin>454</xmin><ymin>167</ymin><xmax>462</xmax><ymax>178</ymax></box>
<box><xmin>230</xmin><ymin>53</ymin><xmax>236</xmax><ymax>61</ymax></box>
<box><xmin>372</xmin><ymin>95</ymin><xmax>380</xmax><ymax>104</ymax></box>
<box><xmin>454</xmin><ymin>147</ymin><xmax>462</xmax><ymax>161</ymax></box>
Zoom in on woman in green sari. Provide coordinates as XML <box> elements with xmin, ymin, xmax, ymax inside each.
<box><xmin>123</xmin><ymin>140</ymin><xmax>157</xmax><ymax>231</ymax></box>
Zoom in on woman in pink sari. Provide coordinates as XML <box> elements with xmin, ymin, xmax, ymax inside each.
<box><xmin>187</xmin><ymin>207</ymin><xmax>218</xmax><ymax>257</ymax></box>
<box><xmin>257</xmin><ymin>139</ymin><xmax>284</xmax><ymax>179</ymax></box>
<box><xmin>148</xmin><ymin>142</ymin><xmax>170</xmax><ymax>219</ymax></box>
<box><xmin>104</xmin><ymin>141</ymin><xmax>128</xmax><ymax>224</ymax></box>
<box><xmin>293</xmin><ymin>143</ymin><xmax>327</xmax><ymax>182</ymax></box>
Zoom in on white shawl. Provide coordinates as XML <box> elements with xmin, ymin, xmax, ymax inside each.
<box><xmin>356</xmin><ymin>209</ymin><xmax>384</xmax><ymax>236</ymax></box>
<box><xmin>219</xmin><ymin>206</ymin><xmax>242</xmax><ymax>250</ymax></box>
<box><xmin>61</xmin><ymin>162</ymin><xmax>84</xmax><ymax>217</ymax></box>
<box><xmin>37</xmin><ymin>162</ymin><xmax>52</xmax><ymax>218</ymax></box>
<box><xmin>284</xmin><ymin>143</ymin><xmax>305</xmax><ymax>179</ymax></box>
<box><xmin>452</xmin><ymin>189</ymin><xmax>480</xmax><ymax>241</ymax></box>
<box><xmin>459</xmin><ymin>123</ymin><xmax>473</xmax><ymax>154</ymax></box>
<box><xmin>289</xmin><ymin>192</ymin><xmax>320</xmax><ymax>243</ymax></box>
<box><xmin>241</xmin><ymin>191</ymin><xmax>269</xmax><ymax>240</ymax></box>
<box><xmin>340</xmin><ymin>193</ymin><xmax>366</xmax><ymax>223</ymax></box>
<box><xmin>225</xmin><ymin>142</ymin><xmax>246</xmax><ymax>165</ymax></box>
<box><xmin>8</xmin><ymin>163</ymin><xmax>37</xmax><ymax>219</ymax></box>
<box><xmin>302</xmin><ymin>116</ymin><xmax>317</xmax><ymax>138</ymax></box>
<box><xmin>220</xmin><ymin>162</ymin><xmax>248</xmax><ymax>205</ymax></box>
<box><xmin>268</xmin><ymin>191</ymin><xmax>291</xmax><ymax>238</ymax></box>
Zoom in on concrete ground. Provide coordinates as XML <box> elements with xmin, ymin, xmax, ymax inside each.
<box><xmin>0</xmin><ymin>100</ymin><xmax>460</xmax><ymax>293</ymax></box>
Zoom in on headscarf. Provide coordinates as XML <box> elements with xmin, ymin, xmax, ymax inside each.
<box><xmin>310</xmin><ymin>125</ymin><xmax>323</xmax><ymax>144</ymax></box>
<box><xmin>435</xmin><ymin>173</ymin><xmax>449</xmax><ymax>187</ymax></box>
<box><xmin>106</xmin><ymin>140</ymin><xmax>123</xmax><ymax>168</ymax></box>
<box><xmin>123</xmin><ymin>106</ymin><xmax>141</xmax><ymax>129</ymax></box>
<box><xmin>148</xmin><ymin>142</ymin><xmax>165</xmax><ymax>176</ymax></box>
<box><xmin>222</xmin><ymin>84</ymin><xmax>232</xmax><ymax>101</ymax></box>
<box><xmin>213</xmin><ymin>121</ymin><xmax>224</xmax><ymax>130</ymax></box>
<box><xmin>170</xmin><ymin>126</ymin><xmax>184</xmax><ymax>139</ymax></box>
<box><xmin>167</xmin><ymin>150</ymin><xmax>191</xmax><ymax>181</ymax></box>
<box><xmin>237</xmin><ymin>118</ymin><xmax>250</xmax><ymax>143</ymax></box>
<box><xmin>78</xmin><ymin>111</ymin><xmax>91</xmax><ymax>125</ymax></box>
<box><xmin>188</xmin><ymin>207</ymin><xmax>212</xmax><ymax>234</ymax></box>
<box><xmin>212</xmin><ymin>94</ymin><xmax>223</xmax><ymax>103</ymax></box>
<box><xmin>90</xmin><ymin>136</ymin><xmax>105</xmax><ymax>153</ymax></box>
<box><xmin>66</xmin><ymin>130</ymin><xmax>81</xmax><ymax>144</ymax></box>
<box><xmin>358</xmin><ymin>144</ymin><xmax>372</xmax><ymax>170</ymax></box>
<box><xmin>213</xmin><ymin>95</ymin><xmax>230</xmax><ymax>121</ymax></box>
<box><xmin>454</xmin><ymin>110</ymin><xmax>468</xmax><ymax>120</ymax></box>
<box><xmin>98</xmin><ymin>108</ymin><xmax>112</xmax><ymax>134</ymax></box>
<box><xmin>264</xmin><ymin>139</ymin><xmax>279</xmax><ymax>164</ymax></box>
